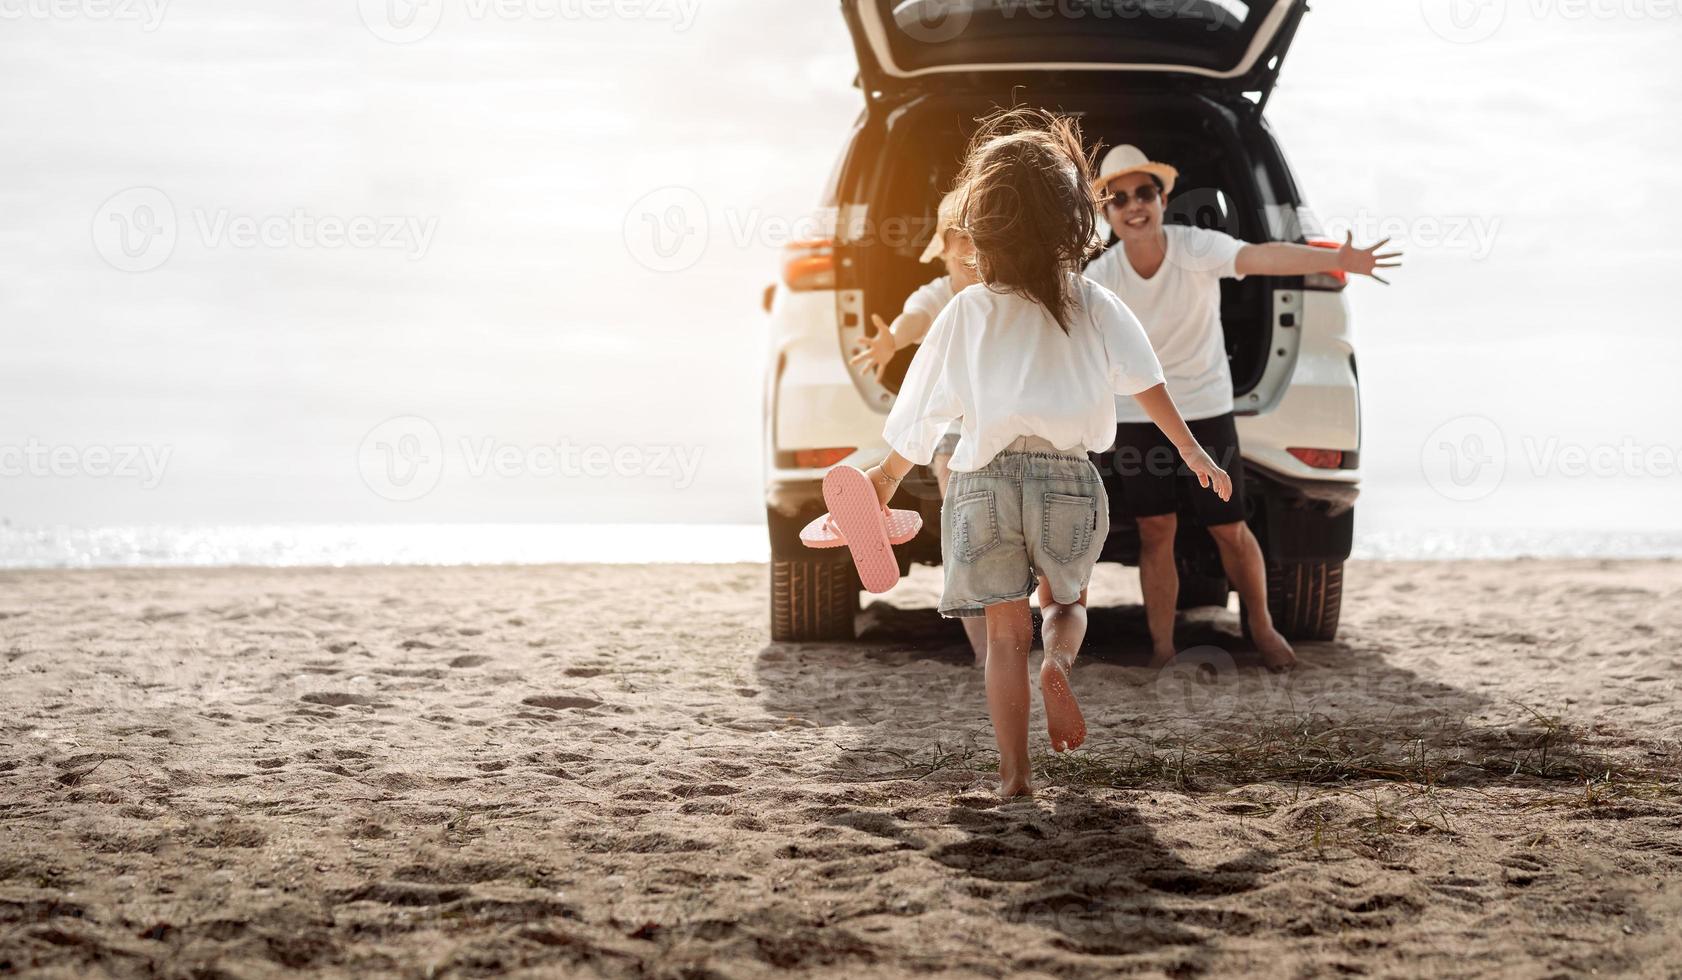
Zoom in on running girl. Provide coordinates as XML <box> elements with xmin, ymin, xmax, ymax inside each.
<box><xmin>862</xmin><ymin>109</ymin><xmax>1232</xmax><ymax>798</ymax></box>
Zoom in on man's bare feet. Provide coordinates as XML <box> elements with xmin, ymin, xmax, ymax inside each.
<box><xmin>1147</xmin><ymin>644</ymin><xmax>1178</xmax><ymax>670</ymax></box>
<box><xmin>1251</xmin><ymin>623</ymin><xmax>1298</xmax><ymax>673</ymax></box>
<box><xmin>1039</xmin><ymin>656</ymin><xmax>1086</xmax><ymax>752</ymax></box>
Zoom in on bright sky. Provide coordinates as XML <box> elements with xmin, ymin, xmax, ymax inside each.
<box><xmin>1</xmin><ymin>0</ymin><xmax>1679</xmax><ymax>536</ymax></box>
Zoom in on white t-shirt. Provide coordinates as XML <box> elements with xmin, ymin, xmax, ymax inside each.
<box><xmin>883</xmin><ymin>275</ymin><xmax>1166</xmax><ymax>472</ymax></box>
<box><xmin>902</xmin><ymin>275</ymin><xmax>956</xmax><ymax>323</ymax></box>
<box><xmin>1083</xmin><ymin>225</ymin><xmax>1246</xmax><ymax>423</ymax></box>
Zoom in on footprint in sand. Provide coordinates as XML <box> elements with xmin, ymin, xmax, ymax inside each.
<box><xmin>521</xmin><ymin>695</ymin><xmax>603</xmax><ymax>710</ymax></box>
<box><xmin>449</xmin><ymin>655</ymin><xmax>492</xmax><ymax>668</ymax></box>
<box><xmin>300</xmin><ymin>692</ymin><xmax>390</xmax><ymax>708</ymax></box>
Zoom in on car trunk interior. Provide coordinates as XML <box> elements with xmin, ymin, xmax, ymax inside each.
<box><xmin>842</xmin><ymin>90</ymin><xmax>1283</xmax><ymax>402</ymax></box>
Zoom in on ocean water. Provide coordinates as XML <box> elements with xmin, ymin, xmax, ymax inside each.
<box><xmin>0</xmin><ymin>525</ymin><xmax>768</xmax><ymax>569</ymax></box>
<box><xmin>3</xmin><ymin>524</ymin><xmax>1679</xmax><ymax>571</ymax></box>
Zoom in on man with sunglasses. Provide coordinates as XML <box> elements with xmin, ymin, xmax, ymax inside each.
<box><xmin>1083</xmin><ymin>145</ymin><xmax>1400</xmax><ymax>672</ymax></box>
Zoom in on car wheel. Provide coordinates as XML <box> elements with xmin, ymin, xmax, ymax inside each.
<box><xmin>1248</xmin><ymin>560</ymin><xmax>1343</xmax><ymax>642</ymax></box>
<box><xmin>770</xmin><ymin>557</ymin><xmax>859</xmax><ymax>641</ymax></box>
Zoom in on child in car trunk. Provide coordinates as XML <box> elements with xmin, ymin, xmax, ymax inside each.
<box><xmin>850</xmin><ymin>188</ymin><xmax>989</xmax><ymax>666</ymax></box>
<box><xmin>862</xmin><ymin>109</ymin><xmax>1232</xmax><ymax>798</ymax></box>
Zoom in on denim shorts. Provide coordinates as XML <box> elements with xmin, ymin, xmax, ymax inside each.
<box><xmin>938</xmin><ymin>444</ymin><xmax>1109</xmax><ymax>618</ymax></box>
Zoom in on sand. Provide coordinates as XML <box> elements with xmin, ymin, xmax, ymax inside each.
<box><xmin>1</xmin><ymin>559</ymin><xmax>1679</xmax><ymax>978</ymax></box>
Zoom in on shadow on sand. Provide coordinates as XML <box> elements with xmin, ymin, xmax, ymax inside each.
<box><xmin>830</xmin><ymin>787</ymin><xmax>1275</xmax><ymax>963</ymax></box>
<box><xmin>754</xmin><ymin>595</ymin><xmax>1498</xmax><ymax>735</ymax></box>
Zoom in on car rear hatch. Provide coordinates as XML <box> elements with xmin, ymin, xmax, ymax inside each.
<box><xmin>841</xmin><ymin>0</ymin><xmax>1306</xmax><ymax>108</ymax></box>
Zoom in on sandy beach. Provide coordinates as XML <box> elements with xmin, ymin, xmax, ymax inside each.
<box><xmin>2</xmin><ymin>559</ymin><xmax>1679</xmax><ymax>978</ymax></box>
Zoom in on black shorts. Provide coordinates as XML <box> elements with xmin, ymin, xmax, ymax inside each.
<box><xmin>1096</xmin><ymin>412</ymin><xmax>1247</xmax><ymax>527</ymax></box>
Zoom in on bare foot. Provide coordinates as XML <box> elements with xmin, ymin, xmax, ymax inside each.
<box><xmin>1039</xmin><ymin>656</ymin><xmax>1086</xmax><ymax>752</ymax></box>
<box><xmin>998</xmin><ymin>774</ymin><xmax>1035</xmax><ymax>798</ymax></box>
<box><xmin>1251</xmin><ymin>623</ymin><xmax>1298</xmax><ymax>673</ymax></box>
<box><xmin>1147</xmin><ymin>645</ymin><xmax>1178</xmax><ymax>670</ymax></box>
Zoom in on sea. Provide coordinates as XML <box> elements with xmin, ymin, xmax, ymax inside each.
<box><xmin>3</xmin><ymin>524</ymin><xmax>1679</xmax><ymax>570</ymax></box>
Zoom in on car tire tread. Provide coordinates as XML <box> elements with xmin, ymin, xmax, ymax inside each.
<box><xmin>770</xmin><ymin>558</ymin><xmax>859</xmax><ymax>641</ymax></box>
<box><xmin>1265</xmin><ymin>559</ymin><xmax>1342</xmax><ymax>642</ymax></box>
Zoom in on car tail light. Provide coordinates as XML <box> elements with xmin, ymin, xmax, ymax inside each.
<box><xmin>793</xmin><ymin>448</ymin><xmax>853</xmax><ymax>468</ymax></box>
<box><xmin>1288</xmin><ymin>447</ymin><xmax>1347</xmax><ymax>469</ymax></box>
<box><xmin>782</xmin><ymin>239</ymin><xmax>835</xmax><ymax>291</ymax></box>
<box><xmin>1303</xmin><ymin>239</ymin><xmax>1347</xmax><ymax>291</ymax></box>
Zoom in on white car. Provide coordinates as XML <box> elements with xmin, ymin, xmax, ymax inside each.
<box><xmin>764</xmin><ymin>0</ymin><xmax>1358</xmax><ymax>642</ymax></box>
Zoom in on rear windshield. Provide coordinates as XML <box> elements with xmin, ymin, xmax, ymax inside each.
<box><xmin>880</xmin><ymin>0</ymin><xmax>1266</xmax><ymax>74</ymax></box>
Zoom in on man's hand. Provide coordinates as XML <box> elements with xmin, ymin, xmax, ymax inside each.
<box><xmin>1180</xmin><ymin>445</ymin><xmax>1232</xmax><ymax>502</ymax></box>
<box><xmin>848</xmin><ymin>315</ymin><xmax>898</xmax><ymax>379</ymax></box>
<box><xmin>1337</xmin><ymin>231</ymin><xmax>1404</xmax><ymax>285</ymax></box>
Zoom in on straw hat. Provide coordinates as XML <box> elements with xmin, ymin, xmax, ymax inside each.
<box><xmin>1091</xmin><ymin>144</ymin><xmax>1179</xmax><ymax>199</ymax></box>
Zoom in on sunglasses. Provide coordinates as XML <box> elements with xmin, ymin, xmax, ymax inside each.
<box><xmin>1105</xmin><ymin>184</ymin><xmax>1162</xmax><ymax>209</ymax></box>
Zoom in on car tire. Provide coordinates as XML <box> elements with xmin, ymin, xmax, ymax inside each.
<box><xmin>770</xmin><ymin>557</ymin><xmax>859</xmax><ymax>642</ymax></box>
<box><xmin>1249</xmin><ymin>560</ymin><xmax>1343</xmax><ymax>642</ymax></box>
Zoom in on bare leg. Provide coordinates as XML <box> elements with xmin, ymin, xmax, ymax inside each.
<box><xmin>983</xmin><ymin>599</ymin><xmax>1035</xmax><ymax>797</ymax></box>
<box><xmin>934</xmin><ymin>451</ymin><xmax>988</xmax><ymax>667</ymax></box>
<box><xmin>1207</xmin><ymin>520</ymin><xmax>1297</xmax><ymax>672</ymax></box>
<box><xmin>1036</xmin><ymin>578</ymin><xmax>1088</xmax><ymax>752</ymax></box>
<box><xmin>1136</xmin><ymin>513</ymin><xmax>1179</xmax><ymax>668</ymax></box>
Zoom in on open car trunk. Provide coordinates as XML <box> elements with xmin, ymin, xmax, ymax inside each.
<box><xmin>843</xmin><ymin>0</ymin><xmax>1308</xmax><ymax>107</ymax></box>
<box><xmin>835</xmin><ymin>89</ymin><xmax>1297</xmax><ymax>407</ymax></box>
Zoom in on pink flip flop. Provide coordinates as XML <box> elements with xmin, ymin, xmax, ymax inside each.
<box><xmin>802</xmin><ymin>465</ymin><xmax>920</xmax><ymax>593</ymax></box>
<box><xmin>798</xmin><ymin>509</ymin><xmax>922</xmax><ymax>549</ymax></box>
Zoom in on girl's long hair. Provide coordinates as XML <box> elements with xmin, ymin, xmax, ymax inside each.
<box><xmin>950</xmin><ymin>108</ymin><xmax>1100</xmax><ymax>333</ymax></box>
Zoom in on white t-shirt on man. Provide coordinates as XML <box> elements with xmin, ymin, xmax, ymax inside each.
<box><xmin>883</xmin><ymin>274</ymin><xmax>1165</xmax><ymax>472</ymax></box>
<box><xmin>1083</xmin><ymin>225</ymin><xmax>1246</xmax><ymax>424</ymax></box>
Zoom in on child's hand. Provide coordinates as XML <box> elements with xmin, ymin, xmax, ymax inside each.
<box><xmin>848</xmin><ymin>315</ymin><xmax>897</xmax><ymax>379</ymax></box>
<box><xmin>1180</xmin><ymin>445</ymin><xmax>1232</xmax><ymax>502</ymax></box>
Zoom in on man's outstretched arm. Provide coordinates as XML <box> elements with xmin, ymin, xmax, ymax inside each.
<box><xmin>1235</xmin><ymin>232</ymin><xmax>1403</xmax><ymax>284</ymax></box>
